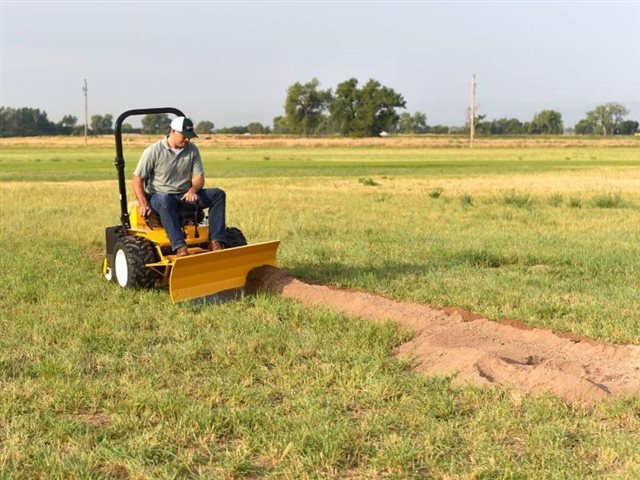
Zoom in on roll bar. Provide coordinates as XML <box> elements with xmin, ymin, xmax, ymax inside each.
<box><xmin>114</xmin><ymin>107</ymin><xmax>185</xmax><ymax>228</ymax></box>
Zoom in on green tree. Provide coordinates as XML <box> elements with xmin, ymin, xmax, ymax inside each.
<box><xmin>215</xmin><ymin>125</ymin><xmax>248</xmax><ymax>134</ymax></box>
<box><xmin>412</xmin><ymin>111</ymin><xmax>428</xmax><ymax>133</ymax></box>
<box><xmin>466</xmin><ymin>114</ymin><xmax>487</xmax><ymax>134</ymax></box>
<box><xmin>397</xmin><ymin>112</ymin><xmax>413</xmax><ymax>133</ymax></box>
<box><xmin>328</xmin><ymin>78</ymin><xmax>359</xmax><ymax>136</ymax></box>
<box><xmin>141</xmin><ymin>113</ymin><xmax>170</xmax><ymax>134</ymax></box>
<box><xmin>284</xmin><ymin>78</ymin><xmax>332</xmax><ymax>135</ymax></box>
<box><xmin>121</xmin><ymin>123</ymin><xmax>135</xmax><ymax>133</ymax></box>
<box><xmin>314</xmin><ymin>115</ymin><xmax>337</xmax><ymax>135</ymax></box>
<box><xmin>247</xmin><ymin>122</ymin><xmax>266</xmax><ymax>134</ymax></box>
<box><xmin>56</xmin><ymin>114</ymin><xmax>78</xmax><ymax>135</ymax></box>
<box><xmin>0</xmin><ymin>107</ymin><xmax>56</xmax><ymax>136</ymax></box>
<box><xmin>484</xmin><ymin>117</ymin><xmax>525</xmax><ymax>135</ymax></box>
<box><xmin>430</xmin><ymin>125</ymin><xmax>450</xmax><ymax>134</ymax></box>
<box><xmin>90</xmin><ymin>114</ymin><xmax>113</xmax><ymax>134</ymax></box>
<box><xmin>195</xmin><ymin>120</ymin><xmax>215</xmax><ymax>134</ymax></box>
<box><xmin>397</xmin><ymin>111</ymin><xmax>428</xmax><ymax>134</ymax></box>
<box><xmin>617</xmin><ymin>120</ymin><xmax>639</xmax><ymax>135</ymax></box>
<box><xmin>479</xmin><ymin>118</ymin><xmax>526</xmax><ymax>135</ymax></box>
<box><xmin>502</xmin><ymin>118</ymin><xmax>525</xmax><ymax>134</ymax></box>
<box><xmin>529</xmin><ymin>110</ymin><xmax>564</xmax><ymax>134</ymax></box>
<box><xmin>272</xmin><ymin>116</ymin><xmax>290</xmax><ymax>134</ymax></box>
<box><xmin>583</xmin><ymin>103</ymin><xmax>629</xmax><ymax>135</ymax></box>
<box><xmin>330</xmin><ymin>78</ymin><xmax>406</xmax><ymax>137</ymax></box>
<box><xmin>59</xmin><ymin>115</ymin><xmax>77</xmax><ymax>128</ymax></box>
<box><xmin>574</xmin><ymin>118</ymin><xmax>595</xmax><ymax>135</ymax></box>
<box><xmin>474</xmin><ymin>115</ymin><xmax>492</xmax><ymax>135</ymax></box>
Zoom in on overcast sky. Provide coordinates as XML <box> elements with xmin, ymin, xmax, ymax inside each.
<box><xmin>1</xmin><ymin>1</ymin><xmax>639</xmax><ymax>128</ymax></box>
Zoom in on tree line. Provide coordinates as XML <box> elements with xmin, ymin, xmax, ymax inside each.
<box><xmin>0</xmin><ymin>107</ymin><xmax>271</xmax><ymax>137</ymax></box>
<box><xmin>277</xmin><ymin>78</ymin><xmax>638</xmax><ymax>136</ymax></box>
<box><xmin>1</xmin><ymin>79</ymin><xmax>637</xmax><ymax>137</ymax></box>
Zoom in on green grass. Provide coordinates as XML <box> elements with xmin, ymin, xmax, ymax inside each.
<box><xmin>1</xmin><ymin>142</ymin><xmax>639</xmax><ymax>477</ymax></box>
<box><xmin>1</xmin><ymin>144</ymin><xmax>639</xmax><ymax>181</ymax></box>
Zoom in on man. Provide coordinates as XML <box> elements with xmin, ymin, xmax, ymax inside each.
<box><xmin>132</xmin><ymin>116</ymin><xmax>227</xmax><ymax>257</ymax></box>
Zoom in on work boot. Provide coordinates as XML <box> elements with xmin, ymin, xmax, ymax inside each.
<box><xmin>208</xmin><ymin>240</ymin><xmax>225</xmax><ymax>252</ymax></box>
<box><xmin>175</xmin><ymin>246</ymin><xmax>189</xmax><ymax>257</ymax></box>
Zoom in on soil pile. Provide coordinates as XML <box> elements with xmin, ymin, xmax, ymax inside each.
<box><xmin>247</xmin><ymin>266</ymin><xmax>640</xmax><ymax>404</ymax></box>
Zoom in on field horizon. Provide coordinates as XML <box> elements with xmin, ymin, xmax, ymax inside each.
<box><xmin>1</xmin><ymin>132</ymin><xmax>639</xmax><ymax>149</ymax></box>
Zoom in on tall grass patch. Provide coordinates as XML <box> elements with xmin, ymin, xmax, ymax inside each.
<box><xmin>501</xmin><ymin>190</ymin><xmax>532</xmax><ymax>208</ymax></box>
<box><xmin>591</xmin><ymin>192</ymin><xmax>626</xmax><ymax>208</ymax></box>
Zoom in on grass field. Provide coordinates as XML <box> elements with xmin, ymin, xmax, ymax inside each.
<box><xmin>1</xmin><ymin>136</ymin><xmax>639</xmax><ymax>478</ymax></box>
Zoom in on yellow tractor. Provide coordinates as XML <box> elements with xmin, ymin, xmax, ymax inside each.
<box><xmin>102</xmin><ymin>107</ymin><xmax>279</xmax><ymax>302</ymax></box>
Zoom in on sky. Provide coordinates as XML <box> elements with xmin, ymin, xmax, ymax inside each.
<box><xmin>1</xmin><ymin>1</ymin><xmax>639</xmax><ymax>129</ymax></box>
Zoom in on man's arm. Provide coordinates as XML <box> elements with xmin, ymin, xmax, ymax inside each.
<box><xmin>133</xmin><ymin>175</ymin><xmax>151</xmax><ymax>217</ymax></box>
<box><xmin>181</xmin><ymin>174</ymin><xmax>204</xmax><ymax>203</ymax></box>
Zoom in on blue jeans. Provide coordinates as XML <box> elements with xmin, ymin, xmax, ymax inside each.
<box><xmin>149</xmin><ymin>188</ymin><xmax>227</xmax><ymax>251</ymax></box>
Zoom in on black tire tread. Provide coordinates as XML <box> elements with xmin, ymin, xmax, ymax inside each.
<box><xmin>225</xmin><ymin>227</ymin><xmax>248</xmax><ymax>248</ymax></box>
<box><xmin>114</xmin><ymin>236</ymin><xmax>158</xmax><ymax>288</ymax></box>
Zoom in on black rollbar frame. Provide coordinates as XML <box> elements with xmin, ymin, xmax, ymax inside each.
<box><xmin>114</xmin><ymin>107</ymin><xmax>185</xmax><ymax>228</ymax></box>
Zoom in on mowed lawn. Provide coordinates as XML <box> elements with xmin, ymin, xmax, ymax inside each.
<box><xmin>1</xmin><ymin>137</ymin><xmax>639</xmax><ymax>478</ymax></box>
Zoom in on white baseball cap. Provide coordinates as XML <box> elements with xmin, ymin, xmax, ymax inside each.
<box><xmin>170</xmin><ymin>116</ymin><xmax>198</xmax><ymax>138</ymax></box>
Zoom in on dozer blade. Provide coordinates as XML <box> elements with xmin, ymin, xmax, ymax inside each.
<box><xmin>169</xmin><ymin>240</ymin><xmax>280</xmax><ymax>303</ymax></box>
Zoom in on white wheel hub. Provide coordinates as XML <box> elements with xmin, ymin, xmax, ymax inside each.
<box><xmin>114</xmin><ymin>248</ymin><xmax>129</xmax><ymax>287</ymax></box>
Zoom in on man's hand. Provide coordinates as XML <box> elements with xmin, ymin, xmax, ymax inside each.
<box><xmin>132</xmin><ymin>175</ymin><xmax>152</xmax><ymax>217</ymax></box>
<box><xmin>139</xmin><ymin>203</ymin><xmax>152</xmax><ymax>217</ymax></box>
<box><xmin>181</xmin><ymin>189</ymin><xmax>199</xmax><ymax>203</ymax></box>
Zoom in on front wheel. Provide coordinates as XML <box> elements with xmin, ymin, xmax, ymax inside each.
<box><xmin>113</xmin><ymin>236</ymin><xmax>158</xmax><ymax>289</ymax></box>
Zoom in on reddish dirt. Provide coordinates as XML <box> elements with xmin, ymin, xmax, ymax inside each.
<box><xmin>247</xmin><ymin>266</ymin><xmax>640</xmax><ymax>404</ymax></box>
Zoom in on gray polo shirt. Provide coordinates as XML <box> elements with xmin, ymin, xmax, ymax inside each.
<box><xmin>133</xmin><ymin>137</ymin><xmax>204</xmax><ymax>195</ymax></box>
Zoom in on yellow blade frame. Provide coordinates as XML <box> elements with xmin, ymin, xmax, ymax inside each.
<box><xmin>169</xmin><ymin>240</ymin><xmax>280</xmax><ymax>303</ymax></box>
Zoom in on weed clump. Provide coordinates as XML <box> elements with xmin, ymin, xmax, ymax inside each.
<box><xmin>569</xmin><ymin>196</ymin><xmax>582</xmax><ymax>208</ymax></box>
<box><xmin>591</xmin><ymin>192</ymin><xmax>625</xmax><ymax>209</ymax></box>
<box><xmin>359</xmin><ymin>177</ymin><xmax>380</xmax><ymax>187</ymax></box>
<box><xmin>429</xmin><ymin>188</ymin><xmax>444</xmax><ymax>199</ymax></box>
<box><xmin>450</xmin><ymin>248</ymin><xmax>508</xmax><ymax>268</ymax></box>
<box><xmin>548</xmin><ymin>193</ymin><xmax>564</xmax><ymax>207</ymax></box>
<box><xmin>459</xmin><ymin>194</ymin><xmax>473</xmax><ymax>207</ymax></box>
<box><xmin>502</xmin><ymin>190</ymin><xmax>531</xmax><ymax>208</ymax></box>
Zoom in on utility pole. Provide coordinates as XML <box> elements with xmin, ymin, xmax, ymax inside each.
<box><xmin>469</xmin><ymin>74</ymin><xmax>476</xmax><ymax>148</ymax></box>
<box><xmin>83</xmin><ymin>79</ymin><xmax>88</xmax><ymax>146</ymax></box>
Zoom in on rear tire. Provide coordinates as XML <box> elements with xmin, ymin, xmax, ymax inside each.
<box><xmin>113</xmin><ymin>236</ymin><xmax>158</xmax><ymax>289</ymax></box>
<box><xmin>225</xmin><ymin>227</ymin><xmax>248</xmax><ymax>248</ymax></box>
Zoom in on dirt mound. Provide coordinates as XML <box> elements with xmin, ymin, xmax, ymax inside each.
<box><xmin>247</xmin><ymin>266</ymin><xmax>640</xmax><ymax>404</ymax></box>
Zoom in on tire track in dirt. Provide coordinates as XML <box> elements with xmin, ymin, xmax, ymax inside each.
<box><xmin>247</xmin><ymin>266</ymin><xmax>640</xmax><ymax>404</ymax></box>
